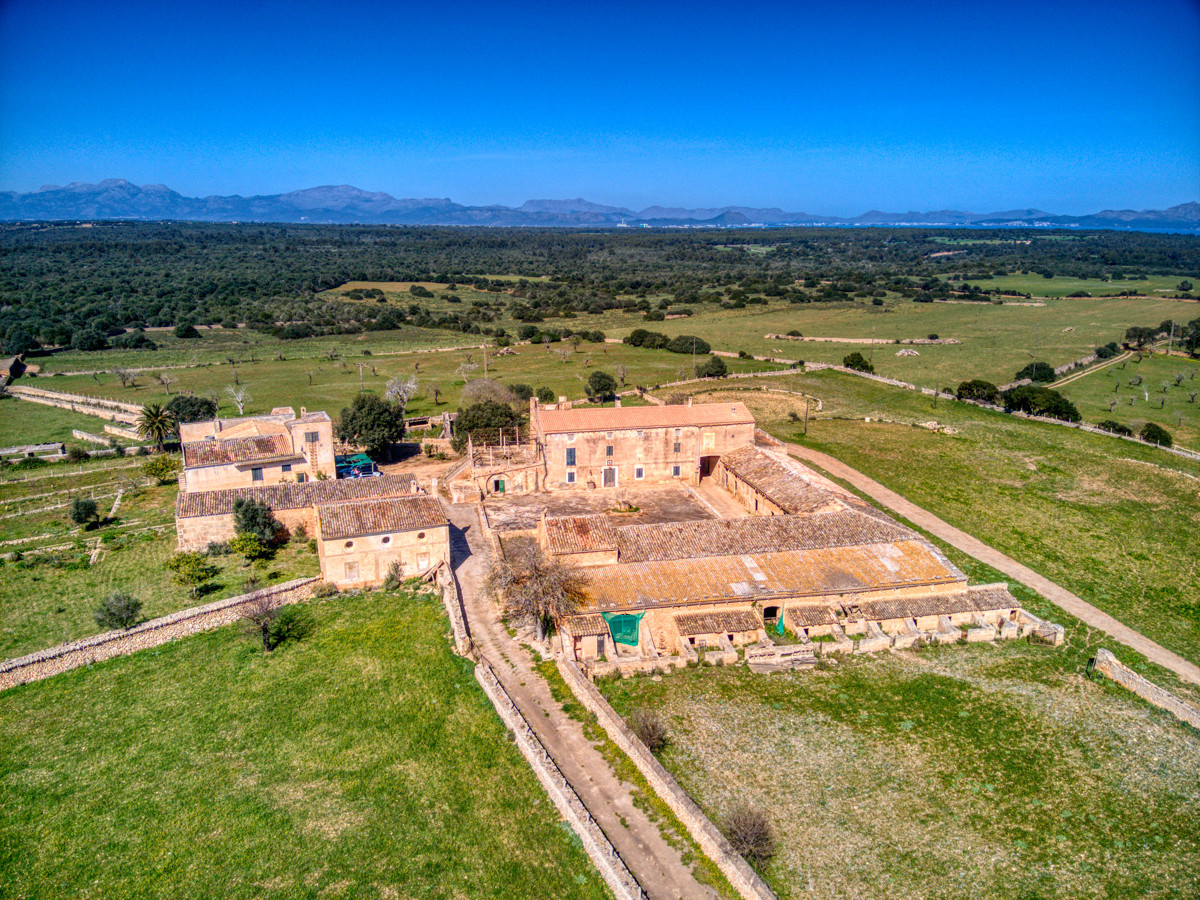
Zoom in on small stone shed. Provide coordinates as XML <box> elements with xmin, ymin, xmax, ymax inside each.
<box><xmin>315</xmin><ymin>495</ymin><xmax>450</xmax><ymax>589</ymax></box>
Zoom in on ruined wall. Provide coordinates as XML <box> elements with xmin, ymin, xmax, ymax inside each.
<box><xmin>558</xmin><ymin>658</ymin><xmax>778</xmax><ymax>900</ymax></box>
<box><xmin>0</xmin><ymin>578</ymin><xmax>319</xmax><ymax>691</ymax></box>
<box><xmin>1092</xmin><ymin>648</ymin><xmax>1200</xmax><ymax>730</ymax></box>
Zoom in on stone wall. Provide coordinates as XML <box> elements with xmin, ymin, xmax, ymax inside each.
<box><xmin>474</xmin><ymin>660</ymin><xmax>646</xmax><ymax>900</ymax></box>
<box><xmin>1091</xmin><ymin>648</ymin><xmax>1200</xmax><ymax>730</ymax></box>
<box><xmin>558</xmin><ymin>658</ymin><xmax>779</xmax><ymax>900</ymax></box>
<box><xmin>0</xmin><ymin>578</ymin><xmax>319</xmax><ymax>691</ymax></box>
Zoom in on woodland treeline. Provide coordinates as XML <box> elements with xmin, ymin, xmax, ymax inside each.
<box><xmin>1</xmin><ymin>222</ymin><xmax>1197</xmax><ymax>351</ymax></box>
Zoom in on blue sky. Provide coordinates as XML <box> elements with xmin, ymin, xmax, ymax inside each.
<box><xmin>1</xmin><ymin>0</ymin><xmax>1197</xmax><ymax>214</ymax></box>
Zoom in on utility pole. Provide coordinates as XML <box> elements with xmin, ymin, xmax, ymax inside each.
<box><xmin>357</xmin><ymin>363</ymin><xmax>367</xmax><ymax>391</ymax></box>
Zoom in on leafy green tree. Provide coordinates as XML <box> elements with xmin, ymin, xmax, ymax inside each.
<box><xmin>232</xmin><ymin>497</ymin><xmax>281</xmax><ymax>545</ymax></box>
<box><xmin>1139</xmin><ymin>422</ymin><xmax>1172</xmax><ymax>447</ymax></box>
<box><xmin>71</xmin><ymin>328</ymin><xmax>109</xmax><ymax>351</ymax></box>
<box><xmin>695</xmin><ymin>355</ymin><xmax>728</xmax><ymax>378</ymax></box>
<box><xmin>956</xmin><ymin>380</ymin><xmax>1000</xmax><ymax>403</ymax></box>
<box><xmin>452</xmin><ymin>401</ymin><xmax>520</xmax><ymax>452</ymax></box>
<box><xmin>166</xmin><ymin>395</ymin><xmax>217</xmax><ymax>426</ymax></box>
<box><xmin>843</xmin><ymin>352</ymin><xmax>874</xmax><ymax>373</ymax></box>
<box><xmin>174</xmin><ymin>322</ymin><xmax>201</xmax><ymax>339</ymax></box>
<box><xmin>167</xmin><ymin>552</ymin><xmax>218</xmax><ymax>599</ymax></box>
<box><xmin>1096</xmin><ymin>420</ymin><xmax>1132</xmax><ymax>436</ymax></box>
<box><xmin>1014</xmin><ymin>361</ymin><xmax>1056</xmax><ymax>383</ymax></box>
<box><xmin>535</xmin><ymin>386</ymin><xmax>557</xmax><ymax>404</ymax></box>
<box><xmin>509</xmin><ymin>383</ymin><xmax>535</xmax><ymax>401</ymax></box>
<box><xmin>69</xmin><ymin>497</ymin><xmax>99</xmax><ymax>528</ymax></box>
<box><xmin>585</xmin><ymin>370</ymin><xmax>618</xmax><ymax>400</ymax></box>
<box><xmin>1001</xmin><ymin>385</ymin><xmax>1081</xmax><ymax>422</ymax></box>
<box><xmin>137</xmin><ymin>403</ymin><xmax>175</xmax><ymax>451</ymax></box>
<box><xmin>1124</xmin><ymin>326</ymin><xmax>1158</xmax><ymax>349</ymax></box>
<box><xmin>336</xmin><ymin>392</ymin><xmax>406</xmax><ymax>460</ymax></box>
<box><xmin>4</xmin><ymin>328</ymin><xmax>38</xmax><ymax>355</ymax></box>
<box><xmin>142</xmin><ymin>454</ymin><xmax>181</xmax><ymax>484</ymax></box>
<box><xmin>666</xmin><ymin>334</ymin><xmax>710</xmax><ymax>355</ymax></box>
<box><xmin>94</xmin><ymin>591</ymin><xmax>143</xmax><ymax>630</ymax></box>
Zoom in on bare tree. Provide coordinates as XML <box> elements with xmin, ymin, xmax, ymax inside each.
<box><xmin>225</xmin><ymin>384</ymin><xmax>251</xmax><ymax>415</ymax></box>
<box><xmin>615</xmin><ymin>365</ymin><xmax>627</xmax><ymax>388</ymax></box>
<box><xmin>484</xmin><ymin>537</ymin><xmax>586</xmax><ymax>640</ymax></box>
<box><xmin>462</xmin><ymin>378</ymin><xmax>516</xmax><ymax>407</ymax></box>
<box><xmin>721</xmin><ymin>807</ymin><xmax>777</xmax><ymax>863</ymax></box>
<box><xmin>113</xmin><ymin>367</ymin><xmax>136</xmax><ymax>388</ymax></box>
<box><xmin>429</xmin><ymin>382</ymin><xmax>443</xmax><ymax>405</ymax></box>
<box><xmin>156</xmin><ymin>372</ymin><xmax>177</xmax><ymax>394</ymax></box>
<box><xmin>306</xmin><ymin>370</ymin><xmax>314</xmax><ymax>386</ymax></box>
<box><xmin>239</xmin><ymin>591</ymin><xmax>284</xmax><ymax>653</ymax></box>
<box><xmin>385</xmin><ymin>375</ymin><xmax>421</xmax><ymax>413</ymax></box>
<box><xmin>456</xmin><ymin>360</ymin><xmax>480</xmax><ymax>381</ymax></box>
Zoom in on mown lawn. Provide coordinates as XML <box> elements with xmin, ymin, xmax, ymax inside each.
<box><xmin>660</xmin><ymin>370</ymin><xmax>1200</xmax><ymax>669</ymax></box>
<box><xmin>599</xmin><ymin>641</ymin><xmax>1200</xmax><ymax>900</ymax></box>
<box><xmin>0</xmin><ymin>588</ymin><xmax>610</xmax><ymax>900</ymax></box>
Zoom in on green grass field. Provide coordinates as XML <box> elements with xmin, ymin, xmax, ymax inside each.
<box><xmin>599</xmin><ymin>642</ymin><xmax>1200</xmax><ymax>900</ymax></box>
<box><xmin>0</xmin><ymin>588</ymin><xmax>610</xmax><ymax>899</ymax></box>
<box><xmin>0</xmin><ymin>397</ymin><xmax>126</xmax><ymax>448</ymax></box>
<box><xmin>956</xmin><ymin>272</ymin><xmax>1195</xmax><ymax>298</ymax></box>
<box><xmin>660</xmin><ymin>370</ymin><xmax>1200</xmax><ymax>671</ymax></box>
<box><xmin>28</xmin><ymin>340</ymin><xmax>781</xmax><ymax>425</ymax></box>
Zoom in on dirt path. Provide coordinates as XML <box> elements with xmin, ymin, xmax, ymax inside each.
<box><xmin>443</xmin><ymin>501</ymin><xmax>717</xmax><ymax>900</ymax></box>
<box><xmin>1052</xmin><ymin>350</ymin><xmax>1133</xmax><ymax>388</ymax></box>
<box><xmin>785</xmin><ymin>442</ymin><xmax>1200</xmax><ymax>686</ymax></box>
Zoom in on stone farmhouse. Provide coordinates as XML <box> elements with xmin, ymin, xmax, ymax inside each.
<box><xmin>462</xmin><ymin>400</ymin><xmax>1061</xmax><ymax>673</ymax></box>
<box><xmin>178</xmin><ymin>406</ymin><xmax>337</xmax><ymax>492</ymax></box>
<box><xmin>175</xmin><ymin>410</ymin><xmax>449</xmax><ymax>587</ymax></box>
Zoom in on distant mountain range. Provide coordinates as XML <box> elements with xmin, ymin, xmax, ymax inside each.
<box><xmin>2</xmin><ymin>180</ymin><xmax>1198</xmax><ymax>231</ymax></box>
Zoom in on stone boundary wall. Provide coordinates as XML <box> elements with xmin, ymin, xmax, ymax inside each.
<box><xmin>558</xmin><ymin>659</ymin><xmax>778</xmax><ymax>900</ymax></box>
<box><xmin>8</xmin><ymin>384</ymin><xmax>143</xmax><ymax>414</ymax></box>
<box><xmin>433</xmin><ymin>563</ymin><xmax>473</xmax><ymax>656</ymax></box>
<box><xmin>0</xmin><ymin>577</ymin><xmax>320</xmax><ymax>691</ymax></box>
<box><xmin>7</xmin><ymin>385</ymin><xmax>140</xmax><ymax>425</ymax></box>
<box><xmin>765</xmin><ymin>333</ymin><xmax>961</xmax><ymax>345</ymax></box>
<box><xmin>474</xmin><ymin>660</ymin><xmax>647</xmax><ymax>900</ymax></box>
<box><xmin>1092</xmin><ymin>648</ymin><xmax>1200</xmax><ymax>730</ymax></box>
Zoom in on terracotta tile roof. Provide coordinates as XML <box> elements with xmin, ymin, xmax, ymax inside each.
<box><xmin>536</xmin><ymin>402</ymin><xmax>755</xmax><ymax>435</ymax></box>
<box><xmin>560</xmin><ymin>614</ymin><xmax>610</xmax><ymax>638</ymax></box>
<box><xmin>844</xmin><ymin>584</ymin><xmax>1018</xmax><ymax>622</ymax></box>
<box><xmin>316</xmin><ymin>495</ymin><xmax>447</xmax><ymax>540</ymax></box>
<box><xmin>175</xmin><ymin>473</ymin><xmax>418</xmax><ymax>518</ymax></box>
<box><xmin>612</xmin><ymin>511</ymin><xmax>916</xmax><ymax>563</ymax></box>
<box><xmin>717</xmin><ymin>446</ymin><xmax>848</xmax><ymax>515</ymax></box>
<box><xmin>182</xmin><ymin>434</ymin><xmax>298</xmax><ymax>468</ymax></box>
<box><xmin>542</xmin><ymin>516</ymin><xmax>618</xmax><ymax>554</ymax></box>
<box><xmin>580</xmin><ymin>540</ymin><xmax>965</xmax><ymax>612</ymax></box>
<box><xmin>216</xmin><ymin>420</ymin><xmax>290</xmax><ymax>440</ymax></box>
<box><xmin>784</xmin><ymin>604</ymin><xmax>839</xmax><ymax>628</ymax></box>
<box><xmin>674</xmin><ymin>609</ymin><xmax>762</xmax><ymax>636</ymax></box>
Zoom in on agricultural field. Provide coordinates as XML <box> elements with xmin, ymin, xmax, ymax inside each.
<box><xmin>956</xmin><ymin>272</ymin><xmax>1194</xmax><ymax>298</ymax></box>
<box><xmin>659</xmin><ymin>370</ymin><xmax>1200</xmax><ymax>671</ymax></box>
<box><xmin>24</xmin><ymin>338</ymin><xmax>781</xmax><ymax>424</ymax></box>
<box><xmin>0</xmin><ymin>396</ymin><xmax>121</xmax><ymax>447</ymax></box>
<box><xmin>600</xmin><ymin>641</ymin><xmax>1200</xmax><ymax>900</ymax></box>
<box><xmin>0</xmin><ymin>459</ymin><xmax>320</xmax><ymax>658</ymax></box>
<box><xmin>1053</xmin><ymin>352</ymin><xmax>1200</xmax><ymax>450</ymax></box>
<box><xmin>0</xmin><ymin>588</ymin><xmax>609</xmax><ymax>900</ymax></box>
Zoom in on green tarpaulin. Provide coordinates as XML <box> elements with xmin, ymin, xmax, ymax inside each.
<box><xmin>601</xmin><ymin>612</ymin><xmax>644</xmax><ymax>646</ymax></box>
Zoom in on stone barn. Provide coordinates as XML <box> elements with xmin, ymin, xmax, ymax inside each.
<box><xmin>315</xmin><ymin>495</ymin><xmax>450</xmax><ymax>589</ymax></box>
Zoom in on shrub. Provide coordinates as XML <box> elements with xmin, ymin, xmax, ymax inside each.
<box><xmin>1015</xmin><ymin>361</ymin><xmax>1057</xmax><ymax>383</ymax></box>
<box><xmin>206</xmin><ymin>540</ymin><xmax>231</xmax><ymax>556</ymax></box>
<box><xmin>268</xmin><ymin>605</ymin><xmax>315</xmax><ymax>649</ymax></box>
<box><xmin>381</xmin><ymin>561</ymin><xmax>405</xmax><ymax>591</ymax></box>
<box><xmin>311</xmin><ymin>581</ymin><xmax>338</xmax><ymax>598</ymax></box>
<box><xmin>173</xmin><ymin>323</ymin><xmax>201</xmax><ymax>339</ymax></box>
<box><xmin>843</xmin><ymin>352</ymin><xmax>874</xmax><ymax>373</ymax></box>
<box><xmin>93</xmin><ymin>591</ymin><xmax>143</xmax><ymax>630</ymax></box>
<box><xmin>66</xmin><ymin>445</ymin><xmax>91</xmax><ymax>463</ymax></box>
<box><xmin>1139</xmin><ymin>422</ymin><xmax>1173</xmax><ymax>447</ymax></box>
<box><xmin>721</xmin><ymin>807</ymin><xmax>777</xmax><ymax>863</ymax></box>
<box><xmin>166</xmin><ymin>395</ymin><xmax>217</xmax><ymax>424</ymax></box>
<box><xmin>630</xmin><ymin>709</ymin><xmax>668</xmax><ymax>753</ymax></box>
<box><xmin>927</xmin><ymin>333</ymin><xmax>939</xmax><ymax>340</ymax></box>
<box><xmin>1096</xmin><ymin>420</ymin><xmax>1133</xmax><ymax>436</ymax></box>
<box><xmin>956</xmin><ymin>379</ymin><xmax>1000</xmax><ymax>404</ymax></box>
<box><xmin>786</xmin><ymin>329</ymin><xmax>802</xmax><ymax>337</ymax></box>
<box><xmin>290</xmin><ymin>524</ymin><xmax>309</xmax><ymax>543</ymax></box>
<box><xmin>509</xmin><ymin>383</ymin><xmax>535</xmax><ymax>401</ymax></box>
<box><xmin>535</xmin><ymin>386</ymin><xmax>557</xmax><ymax>404</ymax></box>
<box><xmin>585</xmin><ymin>370</ymin><xmax>618</xmax><ymax>400</ymax></box>
<box><xmin>230</xmin><ymin>532</ymin><xmax>269</xmax><ymax>563</ymax></box>
<box><xmin>69</xmin><ymin>497</ymin><xmax>99</xmax><ymax>528</ymax></box>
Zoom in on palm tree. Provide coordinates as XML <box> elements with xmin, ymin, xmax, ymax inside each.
<box><xmin>137</xmin><ymin>403</ymin><xmax>174</xmax><ymax>451</ymax></box>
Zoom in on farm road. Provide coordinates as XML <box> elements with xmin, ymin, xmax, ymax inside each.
<box><xmin>443</xmin><ymin>501</ymin><xmax>717</xmax><ymax>900</ymax></box>
<box><xmin>786</xmin><ymin>442</ymin><xmax>1200</xmax><ymax>687</ymax></box>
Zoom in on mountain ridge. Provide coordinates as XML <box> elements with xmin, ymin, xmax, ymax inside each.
<box><xmin>1</xmin><ymin>180</ymin><xmax>1197</xmax><ymax>230</ymax></box>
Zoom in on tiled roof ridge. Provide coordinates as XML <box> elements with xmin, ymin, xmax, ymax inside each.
<box><xmin>315</xmin><ymin>494</ymin><xmax>447</xmax><ymax>540</ymax></box>
<box><xmin>176</xmin><ymin>473</ymin><xmax>418</xmax><ymax>518</ymax></box>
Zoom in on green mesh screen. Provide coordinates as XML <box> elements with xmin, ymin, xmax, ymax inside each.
<box><xmin>601</xmin><ymin>612</ymin><xmax>644</xmax><ymax>646</ymax></box>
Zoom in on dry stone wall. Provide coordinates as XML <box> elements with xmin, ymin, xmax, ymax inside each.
<box><xmin>0</xmin><ymin>578</ymin><xmax>319</xmax><ymax>691</ymax></box>
<box><xmin>1092</xmin><ymin>648</ymin><xmax>1200</xmax><ymax>730</ymax></box>
<box><xmin>558</xmin><ymin>658</ymin><xmax>779</xmax><ymax>900</ymax></box>
<box><xmin>474</xmin><ymin>661</ymin><xmax>646</xmax><ymax>900</ymax></box>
